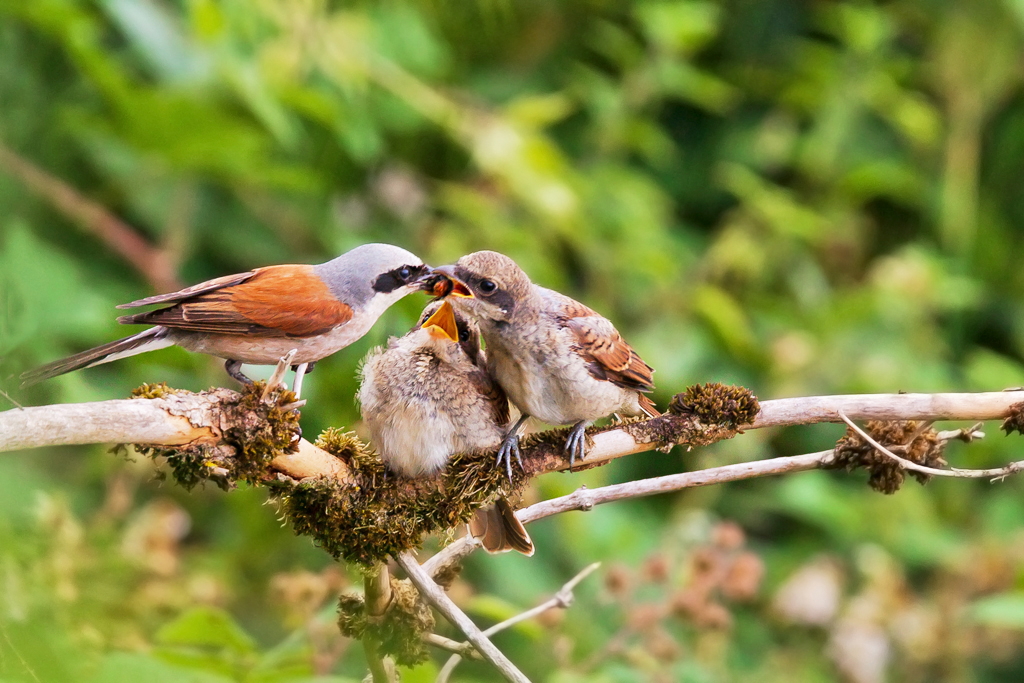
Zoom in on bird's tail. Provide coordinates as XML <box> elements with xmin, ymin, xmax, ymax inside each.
<box><xmin>639</xmin><ymin>393</ymin><xmax>661</xmax><ymax>418</ymax></box>
<box><xmin>469</xmin><ymin>497</ymin><xmax>535</xmax><ymax>556</ymax></box>
<box><xmin>21</xmin><ymin>327</ymin><xmax>173</xmax><ymax>386</ymax></box>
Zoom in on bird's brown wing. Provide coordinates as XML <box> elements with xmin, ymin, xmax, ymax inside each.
<box><xmin>117</xmin><ymin>265</ymin><xmax>353</xmax><ymax>338</ymax></box>
<box><xmin>467</xmin><ymin>364</ymin><xmax>511</xmax><ymax>427</ymax></box>
<box><xmin>118</xmin><ymin>272</ymin><xmax>258</xmax><ymax>308</ymax></box>
<box><xmin>558</xmin><ymin>297</ymin><xmax>655</xmax><ymax>393</ymax></box>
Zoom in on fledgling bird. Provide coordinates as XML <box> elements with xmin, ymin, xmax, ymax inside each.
<box><xmin>433</xmin><ymin>251</ymin><xmax>659</xmax><ymax>475</ymax></box>
<box><xmin>22</xmin><ymin>243</ymin><xmax>431</xmax><ymax>395</ymax></box>
<box><xmin>357</xmin><ymin>299</ymin><xmax>534</xmax><ymax>556</ymax></box>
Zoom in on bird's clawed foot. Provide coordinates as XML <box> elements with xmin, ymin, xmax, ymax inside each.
<box><xmin>565</xmin><ymin>420</ymin><xmax>591</xmax><ymax>471</ymax></box>
<box><xmin>496</xmin><ymin>434</ymin><xmax>522</xmax><ymax>483</ymax></box>
<box><xmin>224</xmin><ymin>359</ymin><xmax>254</xmax><ymax>386</ymax></box>
<box><xmin>496</xmin><ymin>414</ymin><xmax>530</xmax><ymax>482</ymax></box>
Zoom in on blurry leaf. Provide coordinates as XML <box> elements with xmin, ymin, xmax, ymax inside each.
<box><xmin>965</xmin><ymin>349</ymin><xmax>1024</xmax><ymax>392</ymax></box>
<box><xmin>370</xmin><ymin>4</ymin><xmax>448</xmax><ymax>78</ymax></box>
<box><xmin>504</xmin><ymin>93</ymin><xmax>575</xmax><ymax>128</ymax></box>
<box><xmin>155</xmin><ymin>606</ymin><xmax>258</xmax><ymax>655</ymax></box>
<box><xmin>717</xmin><ymin>163</ymin><xmax>825</xmax><ymax>240</ymax></box>
<box><xmin>399</xmin><ymin>660</ymin><xmax>439</xmax><ymax>683</ymax></box>
<box><xmin>969</xmin><ymin>593</ymin><xmax>1024</xmax><ymax>629</ymax></box>
<box><xmin>0</xmin><ymin>221</ymin><xmax>111</xmax><ymax>353</ymax></box>
<box><xmin>88</xmin><ymin>652</ymin><xmax>233</xmax><ymax>683</ymax></box>
<box><xmin>223</xmin><ymin>60</ymin><xmax>299</xmax><ymax>147</ymax></box>
<box><xmin>101</xmin><ymin>0</ymin><xmax>209</xmax><ymax>83</ymax></box>
<box><xmin>247</xmin><ymin>630</ymin><xmax>315</xmax><ymax>682</ymax></box>
<box><xmin>636</xmin><ymin>1</ymin><xmax>720</xmax><ymax>55</ymax></box>
<box><xmin>692</xmin><ymin>285</ymin><xmax>760</xmax><ymax>362</ymax></box>
<box><xmin>187</xmin><ymin>0</ymin><xmax>226</xmax><ymax>41</ymax></box>
<box><xmin>653</xmin><ymin>60</ymin><xmax>738</xmax><ymax>113</ymax></box>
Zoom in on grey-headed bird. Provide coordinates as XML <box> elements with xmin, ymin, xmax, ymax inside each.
<box><xmin>23</xmin><ymin>243</ymin><xmax>431</xmax><ymax>395</ymax></box>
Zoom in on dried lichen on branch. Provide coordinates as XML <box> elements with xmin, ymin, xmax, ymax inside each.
<box><xmin>276</xmin><ymin>383</ymin><xmax>759</xmax><ymax>565</ymax></box>
<box><xmin>124</xmin><ymin>381</ymin><xmax>760</xmax><ymax>566</ymax></box>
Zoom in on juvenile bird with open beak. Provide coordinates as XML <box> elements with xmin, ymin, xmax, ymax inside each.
<box><xmin>357</xmin><ymin>298</ymin><xmax>534</xmax><ymax>556</ymax></box>
<box><xmin>23</xmin><ymin>243</ymin><xmax>432</xmax><ymax>396</ymax></box>
<box><xmin>432</xmin><ymin>251</ymin><xmax>658</xmax><ymax>476</ymax></box>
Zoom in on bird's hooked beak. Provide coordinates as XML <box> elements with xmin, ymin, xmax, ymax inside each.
<box><xmin>422</xmin><ymin>300</ymin><xmax>460</xmax><ymax>342</ymax></box>
<box><xmin>426</xmin><ymin>265</ymin><xmax>473</xmax><ymax>298</ymax></box>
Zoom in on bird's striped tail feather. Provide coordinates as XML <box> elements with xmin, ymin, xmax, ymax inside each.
<box><xmin>20</xmin><ymin>327</ymin><xmax>172</xmax><ymax>386</ymax></box>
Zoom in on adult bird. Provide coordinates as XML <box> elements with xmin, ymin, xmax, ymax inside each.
<box><xmin>22</xmin><ymin>243</ymin><xmax>432</xmax><ymax>396</ymax></box>
<box><xmin>357</xmin><ymin>298</ymin><xmax>534</xmax><ymax>555</ymax></box>
<box><xmin>433</xmin><ymin>251</ymin><xmax>658</xmax><ymax>477</ymax></box>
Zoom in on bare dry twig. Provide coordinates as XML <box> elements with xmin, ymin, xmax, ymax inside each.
<box><xmin>423</xmin><ymin>451</ymin><xmax>832</xmax><ymax>578</ymax></box>
<box><xmin>435</xmin><ymin>562</ymin><xmax>601</xmax><ymax>683</ymax></box>
<box><xmin>395</xmin><ymin>552</ymin><xmax>531</xmax><ymax>683</ymax></box>
<box><xmin>838</xmin><ymin>411</ymin><xmax>1024</xmax><ymax>481</ymax></box>
<box><xmin>422</xmin><ymin>421</ymin><xmax>1004</xmax><ymax>577</ymax></box>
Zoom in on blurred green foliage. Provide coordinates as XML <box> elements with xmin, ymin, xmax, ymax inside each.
<box><xmin>4</xmin><ymin>0</ymin><xmax>1024</xmax><ymax>681</ymax></box>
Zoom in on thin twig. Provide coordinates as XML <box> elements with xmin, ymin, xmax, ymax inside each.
<box><xmin>423</xmin><ymin>419</ymin><xmax>1000</xmax><ymax>578</ymax></box>
<box><xmin>0</xmin><ymin>388</ymin><xmax>23</xmax><ymax>410</ymax></box>
<box><xmin>262</xmin><ymin>350</ymin><xmax>297</xmax><ymax>402</ymax></box>
<box><xmin>837</xmin><ymin>411</ymin><xmax>1024</xmax><ymax>481</ymax></box>
<box><xmin>422</xmin><ymin>633</ymin><xmax>482</xmax><ymax>659</ymax></box>
<box><xmin>436</xmin><ymin>562</ymin><xmax>601</xmax><ymax>683</ymax></box>
<box><xmin>424</xmin><ymin>451</ymin><xmax>830</xmax><ymax>578</ymax></box>
<box><xmin>395</xmin><ymin>552</ymin><xmax>531</xmax><ymax>683</ymax></box>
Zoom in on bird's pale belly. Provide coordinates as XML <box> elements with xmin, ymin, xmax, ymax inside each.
<box><xmin>169</xmin><ymin>323</ymin><xmax>369</xmax><ymax>365</ymax></box>
<box><xmin>493</xmin><ymin>346</ymin><xmax>634</xmax><ymax>425</ymax></box>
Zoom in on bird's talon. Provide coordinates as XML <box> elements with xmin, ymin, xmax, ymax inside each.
<box><xmin>565</xmin><ymin>421</ymin><xmax>589</xmax><ymax>472</ymax></box>
<box><xmin>496</xmin><ymin>433</ymin><xmax>521</xmax><ymax>483</ymax></box>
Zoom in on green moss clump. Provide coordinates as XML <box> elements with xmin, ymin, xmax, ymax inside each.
<box><xmin>279</xmin><ymin>430</ymin><xmax>526</xmax><ymax>566</ymax></box>
<box><xmin>130</xmin><ymin>382</ymin><xmax>177</xmax><ymax>399</ymax></box>
<box><xmin>134</xmin><ymin>443</ymin><xmax>217</xmax><ymax>491</ymax></box>
<box><xmin>131</xmin><ymin>381</ymin><xmax>301</xmax><ymax>490</ymax></box>
<box><xmin>224</xmin><ymin>381</ymin><xmax>302</xmax><ymax>483</ymax></box>
<box><xmin>337</xmin><ymin>579</ymin><xmax>435</xmax><ymax>666</ymax></box>
<box><xmin>620</xmin><ymin>383</ymin><xmax>759</xmax><ymax>449</ymax></box>
<box><xmin>667</xmin><ymin>383</ymin><xmax>761</xmax><ymax>428</ymax></box>
<box><xmin>831</xmin><ymin>420</ymin><xmax>945</xmax><ymax>494</ymax></box>
<box><xmin>1001</xmin><ymin>401</ymin><xmax>1024</xmax><ymax>436</ymax></box>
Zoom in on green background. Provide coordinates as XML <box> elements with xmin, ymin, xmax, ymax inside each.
<box><xmin>3</xmin><ymin>1</ymin><xmax>1024</xmax><ymax>681</ymax></box>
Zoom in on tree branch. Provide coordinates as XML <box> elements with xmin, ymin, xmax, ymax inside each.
<box><xmin>838</xmin><ymin>411</ymin><xmax>1023</xmax><ymax>480</ymax></box>
<box><xmin>435</xmin><ymin>562</ymin><xmax>600</xmax><ymax>683</ymax></box>
<box><xmin>421</xmin><ymin>421</ymin><xmax>1004</xmax><ymax>577</ymax></box>
<box><xmin>0</xmin><ymin>142</ymin><xmax>180</xmax><ymax>292</ymax></box>
<box><xmin>394</xmin><ymin>552</ymin><xmax>531</xmax><ymax>683</ymax></box>
<box><xmin>363</xmin><ymin>564</ymin><xmax>397</xmax><ymax>683</ymax></box>
<box><xmin>6</xmin><ymin>390</ymin><xmax>1022</xmax><ymax>471</ymax></box>
<box><xmin>5</xmin><ymin>379</ymin><xmax>1024</xmax><ymax>678</ymax></box>
<box><xmin>422</xmin><ymin>450</ymin><xmax>832</xmax><ymax>578</ymax></box>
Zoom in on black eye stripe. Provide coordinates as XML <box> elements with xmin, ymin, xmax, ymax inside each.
<box><xmin>372</xmin><ymin>264</ymin><xmax>427</xmax><ymax>294</ymax></box>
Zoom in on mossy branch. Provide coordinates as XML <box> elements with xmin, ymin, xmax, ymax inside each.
<box><xmin>4</xmin><ymin>385</ymin><xmax>1024</xmax><ymax>566</ymax></box>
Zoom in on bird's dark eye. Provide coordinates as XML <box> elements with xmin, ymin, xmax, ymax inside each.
<box><xmin>398</xmin><ymin>266</ymin><xmax>412</xmax><ymax>281</ymax></box>
<box><xmin>478</xmin><ymin>279</ymin><xmax>497</xmax><ymax>294</ymax></box>
<box><xmin>459</xmin><ymin>328</ymin><xmax>470</xmax><ymax>342</ymax></box>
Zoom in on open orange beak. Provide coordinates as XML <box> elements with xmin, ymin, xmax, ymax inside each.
<box><xmin>428</xmin><ymin>266</ymin><xmax>474</xmax><ymax>298</ymax></box>
<box><xmin>422</xmin><ymin>300</ymin><xmax>459</xmax><ymax>342</ymax></box>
